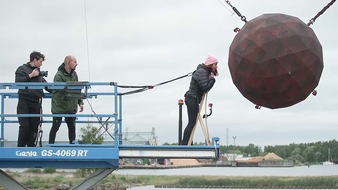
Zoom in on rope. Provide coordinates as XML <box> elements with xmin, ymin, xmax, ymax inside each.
<box><xmin>83</xmin><ymin>0</ymin><xmax>95</xmax><ymax>124</ymax></box>
<box><xmin>83</xmin><ymin>0</ymin><xmax>91</xmax><ymax>81</ymax></box>
<box><xmin>307</xmin><ymin>0</ymin><xmax>336</xmax><ymax>26</ymax></box>
<box><xmin>217</xmin><ymin>0</ymin><xmax>234</xmax><ymax>15</ymax></box>
<box><xmin>119</xmin><ymin>71</ymin><xmax>193</xmax><ymax>95</ymax></box>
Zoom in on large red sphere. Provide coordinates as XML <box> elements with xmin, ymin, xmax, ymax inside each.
<box><xmin>228</xmin><ymin>14</ymin><xmax>323</xmax><ymax>109</ymax></box>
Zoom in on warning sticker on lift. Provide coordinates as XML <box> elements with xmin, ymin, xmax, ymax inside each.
<box><xmin>16</xmin><ymin>149</ymin><xmax>89</xmax><ymax>157</ymax></box>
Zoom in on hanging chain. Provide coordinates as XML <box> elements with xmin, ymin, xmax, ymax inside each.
<box><xmin>224</xmin><ymin>0</ymin><xmax>247</xmax><ymax>23</ymax></box>
<box><xmin>308</xmin><ymin>0</ymin><xmax>336</xmax><ymax>26</ymax></box>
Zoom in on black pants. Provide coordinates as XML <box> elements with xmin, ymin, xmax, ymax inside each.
<box><xmin>182</xmin><ymin>97</ymin><xmax>199</xmax><ymax>145</ymax></box>
<box><xmin>49</xmin><ymin>116</ymin><xmax>76</xmax><ymax>144</ymax></box>
<box><xmin>17</xmin><ymin>98</ymin><xmax>41</xmax><ymax>147</ymax></box>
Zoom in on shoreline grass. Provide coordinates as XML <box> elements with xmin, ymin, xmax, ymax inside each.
<box><xmin>2</xmin><ymin>170</ymin><xmax>338</xmax><ymax>190</ymax></box>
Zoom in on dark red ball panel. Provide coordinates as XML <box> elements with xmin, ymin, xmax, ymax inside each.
<box><xmin>228</xmin><ymin>14</ymin><xmax>323</xmax><ymax>109</ymax></box>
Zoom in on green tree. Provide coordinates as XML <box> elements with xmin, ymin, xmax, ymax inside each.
<box><xmin>291</xmin><ymin>147</ymin><xmax>301</xmax><ymax>156</ymax></box>
<box><xmin>315</xmin><ymin>151</ymin><xmax>323</xmax><ymax>162</ymax></box>
<box><xmin>164</xmin><ymin>139</ymin><xmax>338</xmax><ymax>165</ymax></box>
<box><xmin>78</xmin><ymin>124</ymin><xmax>104</xmax><ymax>177</ymax></box>
<box><xmin>78</xmin><ymin>124</ymin><xmax>104</xmax><ymax>144</ymax></box>
<box><xmin>244</xmin><ymin>143</ymin><xmax>262</xmax><ymax>157</ymax></box>
<box><xmin>288</xmin><ymin>147</ymin><xmax>305</xmax><ymax>164</ymax></box>
<box><xmin>302</xmin><ymin>146</ymin><xmax>317</xmax><ymax>163</ymax></box>
<box><xmin>288</xmin><ymin>154</ymin><xmax>305</xmax><ymax>165</ymax></box>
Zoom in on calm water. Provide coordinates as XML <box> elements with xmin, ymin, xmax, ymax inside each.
<box><xmin>115</xmin><ymin>164</ymin><xmax>338</xmax><ymax>177</ymax></box>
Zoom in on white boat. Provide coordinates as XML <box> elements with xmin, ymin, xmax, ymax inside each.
<box><xmin>322</xmin><ymin>148</ymin><xmax>335</xmax><ymax>165</ymax></box>
<box><xmin>322</xmin><ymin>161</ymin><xmax>335</xmax><ymax>165</ymax></box>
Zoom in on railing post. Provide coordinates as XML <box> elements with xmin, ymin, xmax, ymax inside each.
<box><xmin>178</xmin><ymin>99</ymin><xmax>184</xmax><ymax>145</ymax></box>
<box><xmin>118</xmin><ymin>94</ymin><xmax>123</xmax><ymax>145</ymax></box>
<box><xmin>113</xmin><ymin>82</ymin><xmax>119</xmax><ymax>147</ymax></box>
<box><xmin>1</xmin><ymin>96</ymin><xmax>4</xmax><ymax>147</ymax></box>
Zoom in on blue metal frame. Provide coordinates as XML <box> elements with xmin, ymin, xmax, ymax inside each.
<box><xmin>0</xmin><ymin>146</ymin><xmax>119</xmax><ymax>169</ymax></box>
<box><xmin>0</xmin><ymin>82</ymin><xmax>121</xmax><ymax>169</ymax></box>
<box><xmin>0</xmin><ymin>82</ymin><xmax>220</xmax><ymax>170</ymax></box>
<box><xmin>0</xmin><ymin>81</ymin><xmax>220</xmax><ymax>189</ymax></box>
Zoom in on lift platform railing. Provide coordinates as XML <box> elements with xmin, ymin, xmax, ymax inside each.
<box><xmin>0</xmin><ymin>82</ymin><xmax>220</xmax><ymax>190</ymax></box>
<box><xmin>0</xmin><ymin>82</ymin><xmax>121</xmax><ymax>147</ymax></box>
<box><xmin>0</xmin><ymin>82</ymin><xmax>220</xmax><ymax>159</ymax></box>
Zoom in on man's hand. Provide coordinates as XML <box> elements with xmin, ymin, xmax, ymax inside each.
<box><xmin>29</xmin><ymin>69</ymin><xmax>39</xmax><ymax>78</ymax></box>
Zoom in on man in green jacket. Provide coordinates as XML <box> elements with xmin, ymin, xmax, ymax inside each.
<box><xmin>49</xmin><ymin>55</ymin><xmax>84</xmax><ymax>144</ymax></box>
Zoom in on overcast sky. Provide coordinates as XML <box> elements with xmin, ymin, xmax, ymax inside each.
<box><xmin>1</xmin><ymin>0</ymin><xmax>337</xmax><ymax>147</ymax></box>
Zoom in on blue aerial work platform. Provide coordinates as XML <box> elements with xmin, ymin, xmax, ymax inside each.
<box><xmin>0</xmin><ymin>82</ymin><xmax>220</xmax><ymax>190</ymax></box>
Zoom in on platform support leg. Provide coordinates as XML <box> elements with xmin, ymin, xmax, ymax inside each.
<box><xmin>0</xmin><ymin>169</ymin><xmax>29</xmax><ymax>190</ymax></box>
<box><xmin>70</xmin><ymin>168</ymin><xmax>115</xmax><ymax>190</ymax></box>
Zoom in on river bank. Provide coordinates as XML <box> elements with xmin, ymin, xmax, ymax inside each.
<box><xmin>2</xmin><ymin>166</ymin><xmax>338</xmax><ymax>190</ymax></box>
<box><xmin>2</xmin><ymin>173</ymin><xmax>338</xmax><ymax>190</ymax></box>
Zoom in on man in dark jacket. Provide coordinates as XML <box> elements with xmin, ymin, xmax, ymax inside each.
<box><xmin>15</xmin><ymin>51</ymin><xmax>49</xmax><ymax>147</ymax></box>
<box><xmin>182</xmin><ymin>55</ymin><xmax>218</xmax><ymax>145</ymax></box>
<box><xmin>49</xmin><ymin>55</ymin><xmax>84</xmax><ymax>144</ymax></box>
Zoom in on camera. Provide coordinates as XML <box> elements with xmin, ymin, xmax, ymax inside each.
<box><xmin>39</xmin><ymin>71</ymin><xmax>48</xmax><ymax>77</ymax></box>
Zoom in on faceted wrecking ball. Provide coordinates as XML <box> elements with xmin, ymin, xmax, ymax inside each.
<box><xmin>228</xmin><ymin>13</ymin><xmax>323</xmax><ymax>109</ymax></box>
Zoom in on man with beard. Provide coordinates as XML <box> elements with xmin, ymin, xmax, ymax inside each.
<box><xmin>49</xmin><ymin>55</ymin><xmax>84</xmax><ymax>144</ymax></box>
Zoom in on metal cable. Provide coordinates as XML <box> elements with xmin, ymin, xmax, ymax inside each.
<box><xmin>308</xmin><ymin>0</ymin><xmax>336</xmax><ymax>26</ymax></box>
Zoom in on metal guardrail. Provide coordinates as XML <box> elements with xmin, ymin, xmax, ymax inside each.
<box><xmin>0</xmin><ymin>82</ymin><xmax>220</xmax><ymax>190</ymax></box>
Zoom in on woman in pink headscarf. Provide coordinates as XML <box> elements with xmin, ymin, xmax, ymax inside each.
<box><xmin>182</xmin><ymin>55</ymin><xmax>218</xmax><ymax>145</ymax></box>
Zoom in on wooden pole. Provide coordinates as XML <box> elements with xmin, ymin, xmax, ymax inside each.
<box><xmin>188</xmin><ymin>94</ymin><xmax>211</xmax><ymax>145</ymax></box>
